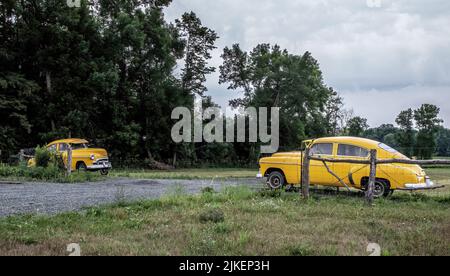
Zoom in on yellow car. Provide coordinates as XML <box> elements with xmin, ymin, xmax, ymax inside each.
<box><xmin>258</xmin><ymin>137</ymin><xmax>435</xmax><ymax>197</ymax></box>
<box><xmin>29</xmin><ymin>139</ymin><xmax>112</xmax><ymax>175</ymax></box>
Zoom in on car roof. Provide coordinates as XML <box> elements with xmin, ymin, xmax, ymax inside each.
<box><xmin>309</xmin><ymin>136</ymin><xmax>381</xmax><ymax>149</ymax></box>
<box><xmin>48</xmin><ymin>139</ymin><xmax>89</xmax><ymax>146</ymax></box>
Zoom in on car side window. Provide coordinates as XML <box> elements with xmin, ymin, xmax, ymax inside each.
<box><xmin>310</xmin><ymin>143</ymin><xmax>333</xmax><ymax>156</ymax></box>
<box><xmin>47</xmin><ymin>145</ymin><xmax>57</xmax><ymax>152</ymax></box>
<box><xmin>59</xmin><ymin>143</ymin><xmax>69</xmax><ymax>152</ymax></box>
<box><xmin>337</xmin><ymin>144</ymin><xmax>369</xmax><ymax>157</ymax></box>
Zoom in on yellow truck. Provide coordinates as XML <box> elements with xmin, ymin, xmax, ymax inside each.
<box><xmin>258</xmin><ymin>137</ymin><xmax>435</xmax><ymax>197</ymax></box>
<box><xmin>28</xmin><ymin>139</ymin><xmax>111</xmax><ymax>175</ymax></box>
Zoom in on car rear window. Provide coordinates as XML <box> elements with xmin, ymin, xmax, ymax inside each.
<box><xmin>337</xmin><ymin>144</ymin><xmax>369</xmax><ymax>157</ymax></box>
<box><xmin>310</xmin><ymin>143</ymin><xmax>333</xmax><ymax>155</ymax></box>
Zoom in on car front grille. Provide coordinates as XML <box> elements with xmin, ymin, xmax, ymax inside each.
<box><xmin>94</xmin><ymin>159</ymin><xmax>109</xmax><ymax>165</ymax></box>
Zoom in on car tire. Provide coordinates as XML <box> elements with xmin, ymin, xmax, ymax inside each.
<box><xmin>76</xmin><ymin>162</ymin><xmax>87</xmax><ymax>172</ymax></box>
<box><xmin>100</xmin><ymin>169</ymin><xmax>109</xmax><ymax>176</ymax></box>
<box><xmin>267</xmin><ymin>171</ymin><xmax>285</xmax><ymax>190</ymax></box>
<box><xmin>373</xmin><ymin>180</ymin><xmax>390</xmax><ymax>198</ymax></box>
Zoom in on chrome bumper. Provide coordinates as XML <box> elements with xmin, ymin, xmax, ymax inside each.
<box><xmin>87</xmin><ymin>162</ymin><xmax>112</xmax><ymax>170</ymax></box>
<box><xmin>399</xmin><ymin>178</ymin><xmax>444</xmax><ymax>191</ymax></box>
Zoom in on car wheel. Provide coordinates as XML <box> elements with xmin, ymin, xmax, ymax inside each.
<box><xmin>373</xmin><ymin>180</ymin><xmax>390</xmax><ymax>198</ymax></box>
<box><xmin>76</xmin><ymin>162</ymin><xmax>87</xmax><ymax>172</ymax></box>
<box><xmin>100</xmin><ymin>169</ymin><xmax>109</xmax><ymax>176</ymax></box>
<box><xmin>267</xmin><ymin>171</ymin><xmax>285</xmax><ymax>190</ymax></box>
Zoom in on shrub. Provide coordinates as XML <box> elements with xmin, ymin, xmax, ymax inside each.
<box><xmin>287</xmin><ymin>244</ymin><xmax>315</xmax><ymax>256</ymax></box>
<box><xmin>0</xmin><ymin>164</ymin><xmax>22</xmax><ymax>177</ymax></box>
<box><xmin>201</xmin><ymin>186</ymin><xmax>216</xmax><ymax>194</ymax></box>
<box><xmin>199</xmin><ymin>208</ymin><xmax>225</xmax><ymax>223</ymax></box>
<box><xmin>34</xmin><ymin>146</ymin><xmax>52</xmax><ymax>168</ymax></box>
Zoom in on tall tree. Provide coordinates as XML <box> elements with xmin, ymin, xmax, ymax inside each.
<box><xmin>346</xmin><ymin>116</ymin><xmax>369</xmax><ymax>137</ymax></box>
<box><xmin>414</xmin><ymin>104</ymin><xmax>443</xmax><ymax>159</ymax></box>
<box><xmin>436</xmin><ymin>127</ymin><xmax>450</xmax><ymax>157</ymax></box>
<box><xmin>176</xmin><ymin>12</ymin><xmax>218</xmax><ymax>96</ymax></box>
<box><xmin>220</xmin><ymin>44</ymin><xmax>333</xmax><ymax>155</ymax></box>
<box><xmin>395</xmin><ymin>108</ymin><xmax>415</xmax><ymax>157</ymax></box>
<box><xmin>324</xmin><ymin>88</ymin><xmax>344</xmax><ymax>136</ymax></box>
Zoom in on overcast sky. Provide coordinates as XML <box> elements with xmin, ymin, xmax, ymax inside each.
<box><xmin>164</xmin><ymin>0</ymin><xmax>450</xmax><ymax>128</ymax></box>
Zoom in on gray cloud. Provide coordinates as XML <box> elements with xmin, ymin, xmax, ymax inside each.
<box><xmin>165</xmin><ymin>0</ymin><xmax>450</xmax><ymax>127</ymax></box>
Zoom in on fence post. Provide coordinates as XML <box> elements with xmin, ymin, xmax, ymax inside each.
<box><xmin>366</xmin><ymin>149</ymin><xmax>377</xmax><ymax>205</ymax></box>
<box><xmin>19</xmin><ymin>149</ymin><xmax>25</xmax><ymax>162</ymax></box>
<box><xmin>301</xmin><ymin>147</ymin><xmax>311</xmax><ymax>199</ymax></box>
<box><xmin>66</xmin><ymin>146</ymin><xmax>72</xmax><ymax>176</ymax></box>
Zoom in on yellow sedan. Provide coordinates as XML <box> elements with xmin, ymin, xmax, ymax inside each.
<box><xmin>258</xmin><ymin>137</ymin><xmax>435</xmax><ymax>197</ymax></box>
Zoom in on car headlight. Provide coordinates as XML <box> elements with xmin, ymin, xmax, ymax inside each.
<box><xmin>90</xmin><ymin>154</ymin><xmax>95</xmax><ymax>160</ymax></box>
<box><xmin>416</xmin><ymin>175</ymin><xmax>425</xmax><ymax>183</ymax></box>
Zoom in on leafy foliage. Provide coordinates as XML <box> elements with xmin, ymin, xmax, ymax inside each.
<box><xmin>219</xmin><ymin>44</ymin><xmax>334</xmax><ymax>154</ymax></box>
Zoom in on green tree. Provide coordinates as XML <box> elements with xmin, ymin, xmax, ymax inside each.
<box><xmin>0</xmin><ymin>1</ymin><xmax>39</xmax><ymax>160</ymax></box>
<box><xmin>414</xmin><ymin>104</ymin><xmax>443</xmax><ymax>159</ymax></box>
<box><xmin>176</xmin><ymin>12</ymin><xmax>218</xmax><ymax>96</ymax></box>
<box><xmin>346</xmin><ymin>116</ymin><xmax>369</xmax><ymax>137</ymax></box>
<box><xmin>436</xmin><ymin>127</ymin><xmax>450</xmax><ymax>157</ymax></box>
<box><xmin>395</xmin><ymin>109</ymin><xmax>415</xmax><ymax>157</ymax></box>
<box><xmin>219</xmin><ymin>44</ymin><xmax>333</xmax><ymax>156</ymax></box>
<box><xmin>324</xmin><ymin>88</ymin><xmax>344</xmax><ymax>136</ymax></box>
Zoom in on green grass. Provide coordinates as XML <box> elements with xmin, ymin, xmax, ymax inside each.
<box><xmin>0</xmin><ymin>182</ymin><xmax>449</xmax><ymax>256</ymax></box>
<box><xmin>0</xmin><ymin>167</ymin><xmax>448</xmax><ymax>256</ymax></box>
<box><xmin>110</xmin><ymin>168</ymin><xmax>257</xmax><ymax>180</ymax></box>
<box><xmin>0</xmin><ymin>164</ymin><xmax>106</xmax><ymax>183</ymax></box>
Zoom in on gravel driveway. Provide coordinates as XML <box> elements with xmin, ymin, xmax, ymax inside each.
<box><xmin>0</xmin><ymin>178</ymin><xmax>262</xmax><ymax>217</ymax></box>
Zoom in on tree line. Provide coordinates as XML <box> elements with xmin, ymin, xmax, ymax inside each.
<box><xmin>0</xmin><ymin>0</ymin><xmax>448</xmax><ymax>167</ymax></box>
<box><xmin>343</xmin><ymin>104</ymin><xmax>447</xmax><ymax>159</ymax></box>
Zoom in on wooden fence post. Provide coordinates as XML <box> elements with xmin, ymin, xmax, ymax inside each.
<box><xmin>66</xmin><ymin>146</ymin><xmax>72</xmax><ymax>176</ymax></box>
<box><xmin>365</xmin><ymin>149</ymin><xmax>377</xmax><ymax>205</ymax></box>
<box><xmin>301</xmin><ymin>147</ymin><xmax>311</xmax><ymax>199</ymax></box>
<box><xmin>19</xmin><ymin>149</ymin><xmax>25</xmax><ymax>162</ymax></box>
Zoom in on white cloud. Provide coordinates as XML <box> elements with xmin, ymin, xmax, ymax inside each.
<box><xmin>164</xmin><ymin>0</ymin><xmax>450</xmax><ymax>127</ymax></box>
<box><xmin>342</xmin><ymin>85</ymin><xmax>450</xmax><ymax>127</ymax></box>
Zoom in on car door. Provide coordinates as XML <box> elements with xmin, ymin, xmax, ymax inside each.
<box><xmin>334</xmin><ymin>144</ymin><xmax>370</xmax><ymax>188</ymax></box>
<box><xmin>309</xmin><ymin>143</ymin><xmax>334</xmax><ymax>185</ymax></box>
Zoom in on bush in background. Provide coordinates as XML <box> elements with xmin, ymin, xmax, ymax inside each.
<box><xmin>34</xmin><ymin>146</ymin><xmax>52</xmax><ymax>168</ymax></box>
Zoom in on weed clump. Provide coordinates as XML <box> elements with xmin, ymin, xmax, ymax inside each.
<box><xmin>257</xmin><ymin>188</ymin><xmax>282</xmax><ymax>198</ymax></box>
<box><xmin>201</xmin><ymin>186</ymin><xmax>216</xmax><ymax>194</ymax></box>
<box><xmin>199</xmin><ymin>208</ymin><xmax>225</xmax><ymax>223</ymax></box>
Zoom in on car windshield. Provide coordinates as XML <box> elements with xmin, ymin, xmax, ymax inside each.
<box><xmin>70</xmin><ymin>143</ymin><xmax>88</xmax><ymax>150</ymax></box>
<box><xmin>378</xmin><ymin>143</ymin><xmax>408</xmax><ymax>158</ymax></box>
<box><xmin>378</xmin><ymin>143</ymin><xmax>398</xmax><ymax>153</ymax></box>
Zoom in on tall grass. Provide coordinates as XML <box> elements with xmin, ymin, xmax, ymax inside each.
<box><xmin>0</xmin><ymin>163</ymin><xmax>104</xmax><ymax>183</ymax></box>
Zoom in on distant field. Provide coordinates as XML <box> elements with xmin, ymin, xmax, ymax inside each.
<box><xmin>110</xmin><ymin>168</ymin><xmax>258</xmax><ymax>180</ymax></box>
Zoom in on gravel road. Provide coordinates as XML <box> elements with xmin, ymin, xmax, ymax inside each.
<box><xmin>0</xmin><ymin>178</ymin><xmax>263</xmax><ymax>217</ymax></box>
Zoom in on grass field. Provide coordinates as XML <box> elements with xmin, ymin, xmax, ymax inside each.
<box><xmin>110</xmin><ymin>168</ymin><xmax>257</xmax><ymax>180</ymax></box>
<box><xmin>0</xmin><ymin>168</ymin><xmax>448</xmax><ymax>256</ymax></box>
